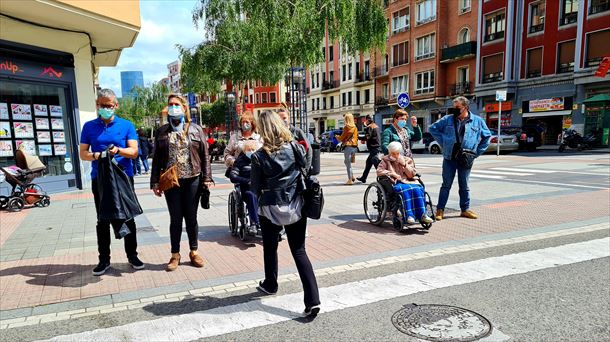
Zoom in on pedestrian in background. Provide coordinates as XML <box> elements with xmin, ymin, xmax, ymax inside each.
<box><xmin>79</xmin><ymin>88</ymin><xmax>144</xmax><ymax>276</ymax></box>
<box><xmin>251</xmin><ymin>110</ymin><xmax>320</xmax><ymax>318</ymax></box>
<box><xmin>137</xmin><ymin>128</ymin><xmax>152</xmax><ymax>174</ymax></box>
<box><xmin>356</xmin><ymin>115</ymin><xmax>381</xmax><ymax>183</ymax></box>
<box><xmin>381</xmin><ymin>109</ymin><xmax>421</xmax><ymax>158</ymax></box>
<box><xmin>428</xmin><ymin>96</ymin><xmax>491</xmax><ymax>221</ymax></box>
<box><xmin>338</xmin><ymin>113</ymin><xmax>358</xmax><ymax>185</ymax></box>
<box><xmin>150</xmin><ymin>94</ymin><xmax>213</xmax><ymax>271</ymax></box>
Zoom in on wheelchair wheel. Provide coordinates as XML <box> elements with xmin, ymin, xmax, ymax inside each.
<box><xmin>238</xmin><ymin>202</ymin><xmax>249</xmax><ymax>242</ymax></box>
<box><xmin>420</xmin><ymin>191</ymin><xmax>435</xmax><ymax>230</ymax></box>
<box><xmin>364</xmin><ymin>183</ymin><xmax>387</xmax><ymax>226</ymax></box>
<box><xmin>228</xmin><ymin>192</ymin><xmax>238</xmax><ymax>236</ymax></box>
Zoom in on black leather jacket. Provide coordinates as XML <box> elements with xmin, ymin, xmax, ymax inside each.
<box><xmin>250</xmin><ymin>142</ymin><xmax>306</xmax><ymax>206</ymax></box>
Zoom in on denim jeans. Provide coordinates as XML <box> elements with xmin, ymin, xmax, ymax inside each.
<box><xmin>241</xmin><ymin>189</ymin><xmax>259</xmax><ymax>225</ymax></box>
<box><xmin>360</xmin><ymin>147</ymin><xmax>380</xmax><ymax>181</ymax></box>
<box><xmin>139</xmin><ymin>155</ymin><xmax>149</xmax><ymax>172</ymax></box>
<box><xmin>437</xmin><ymin>158</ymin><xmax>471</xmax><ymax>211</ymax></box>
<box><xmin>343</xmin><ymin>146</ymin><xmax>358</xmax><ymax>180</ymax></box>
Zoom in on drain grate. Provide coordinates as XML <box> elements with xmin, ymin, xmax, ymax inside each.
<box><xmin>391</xmin><ymin>304</ymin><xmax>492</xmax><ymax>342</ymax></box>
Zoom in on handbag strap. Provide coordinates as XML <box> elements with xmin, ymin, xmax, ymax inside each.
<box><xmin>289</xmin><ymin>141</ymin><xmax>308</xmax><ymax>180</ymax></box>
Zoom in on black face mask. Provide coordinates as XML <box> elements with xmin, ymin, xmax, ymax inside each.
<box><xmin>447</xmin><ymin>107</ymin><xmax>461</xmax><ymax>115</ymax></box>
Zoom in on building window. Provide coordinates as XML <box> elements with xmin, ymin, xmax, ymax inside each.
<box><xmin>348</xmin><ymin>92</ymin><xmax>352</xmax><ymax>106</ymax></box>
<box><xmin>329</xmin><ymin>45</ymin><xmax>334</xmax><ymax>61</ymax></box>
<box><xmin>458</xmin><ymin>28</ymin><xmax>470</xmax><ymax>44</ymax></box>
<box><xmin>392</xmin><ymin>7</ymin><xmax>409</xmax><ymax>34</ymax></box>
<box><xmin>365</xmin><ymin>89</ymin><xmax>371</xmax><ymax>103</ymax></box>
<box><xmin>557</xmin><ymin>40</ymin><xmax>575</xmax><ymax>73</ymax></box>
<box><xmin>312</xmin><ymin>99</ymin><xmax>315</xmax><ymax>110</ymax></box>
<box><xmin>364</xmin><ymin>60</ymin><xmax>370</xmax><ymax>78</ymax></box>
<box><xmin>342</xmin><ymin>64</ymin><xmax>346</xmax><ymax>81</ymax></box>
<box><xmin>342</xmin><ymin>93</ymin><xmax>346</xmax><ymax>107</ymax></box>
<box><xmin>255</xmin><ymin>93</ymin><xmax>259</xmax><ymax>104</ymax></box>
<box><xmin>484</xmin><ymin>11</ymin><xmax>506</xmax><ymax>42</ymax></box>
<box><xmin>323</xmin><ymin>97</ymin><xmax>327</xmax><ymax>109</ymax></box>
<box><xmin>585</xmin><ymin>29</ymin><xmax>610</xmax><ymax>67</ymax></box>
<box><xmin>330</xmin><ymin>96</ymin><xmax>334</xmax><ymax>108</ymax></box>
<box><xmin>270</xmin><ymin>92</ymin><xmax>276</xmax><ymax>103</ymax></box>
<box><xmin>416</xmin><ymin>34</ymin><xmax>435</xmax><ymax>61</ymax></box>
<box><xmin>457</xmin><ymin>67</ymin><xmax>469</xmax><ymax>84</ymax></box>
<box><xmin>482</xmin><ymin>53</ymin><xmax>504</xmax><ymax>83</ymax></box>
<box><xmin>316</xmin><ymin>98</ymin><xmax>320</xmax><ymax>110</ymax></box>
<box><xmin>348</xmin><ymin>63</ymin><xmax>353</xmax><ymax>80</ymax></box>
<box><xmin>262</xmin><ymin>93</ymin><xmax>268</xmax><ymax>103</ymax></box>
<box><xmin>356</xmin><ymin>91</ymin><xmax>360</xmax><ymax>105</ymax></box>
<box><xmin>392</xmin><ymin>41</ymin><xmax>409</xmax><ymax>67</ymax></box>
<box><xmin>322</xmin><ymin>46</ymin><xmax>326</xmax><ymax>60</ymax></box>
<box><xmin>529</xmin><ymin>2</ymin><xmax>545</xmax><ymax>34</ymax></box>
<box><xmin>459</xmin><ymin>0</ymin><xmax>471</xmax><ymax>14</ymax></box>
<box><xmin>382</xmin><ymin>83</ymin><xmax>389</xmax><ymax>99</ymax></box>
<box><xmin>392</xmin><ymin>75</ymin><xmax>409</xmax><ymax>98</ymax></box>
<box><xmin>415</xmin><ymin>71</ymin><xmax>434</xmax><ymax>94</ymax></box>
<box><xmin>526</xmin><ymin>47</ymin><xmax>543</xmax><ymax>78</ymax></box>
<box><xmin>329</xmin><ymin>71</ymin><xmax>334</xmax><ymax>82</ymax></box>
<box><xmin>416</xmin><ymin>0</ymin><xmax>437</xmax><ymax>25</ymax></box>
<box><xmin>560</xmin><ymin>0</ymin><xmax>578</xmax><ymax>25</ymax></box>
<box><xmin>589</xmin><ymin>0</ymin><xmax>610</xmax><ymax>15</ymax></box>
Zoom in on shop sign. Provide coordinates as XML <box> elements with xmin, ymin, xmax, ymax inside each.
<box><xmin>0</xmin><ymin>60</ymin><xmax>24</xmax><ymax>74</ymax></box>
<box><xmin>529</xmin><ymin>97</ymin><xmax>564</xmax><ymax>112</ymax></box>
<box><xmin>484</xmin><ymin>102</ymin><xmax>512</xmax><ymax>113</ymax></box>
<box><xmin>40</xmin><ymin>67</ymin><xmax>63</xmax><ymax>78</ymax></box>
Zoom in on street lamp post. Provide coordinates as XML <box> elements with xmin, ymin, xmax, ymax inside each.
<box><xmin>285</xmin><ymin>66</ymin><xmax>308</xmax><ymax>132</ymax></box>
<box><xmin>225</xmin><ymin>92</ymin><xmax>237</xmax><ymax>135</ymax></box>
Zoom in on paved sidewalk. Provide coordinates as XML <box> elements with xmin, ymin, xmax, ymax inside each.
<box><xmin>0</xmin><ymin>154</ymin><xmax>608</xmax><ymax>322</ymax></box>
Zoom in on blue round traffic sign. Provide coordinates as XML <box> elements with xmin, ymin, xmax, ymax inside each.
<box><xmin>397</xmin><ymin>92</ymin><xmax>410</xmax><ymax>108</ymax></box>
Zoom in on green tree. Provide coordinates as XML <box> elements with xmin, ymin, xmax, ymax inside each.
<box><xmin>179</xmin><ymin>0</ymin><xmax>387</xmax><ymax>91</ymax></box>
<box><xmin>200</xmin><ymin>99</ymin><xmax>227</xmax><ymax>128</ymax></box>
<box><xmin>115</xmin><ymin>82</ymin><xmax>170</xmax><ymax>128</ymax></box>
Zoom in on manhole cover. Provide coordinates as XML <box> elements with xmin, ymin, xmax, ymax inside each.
<box><xmin>391</xmin><ymin>304</ymin><xmax>492</xmax><ymax>342</ymax></box>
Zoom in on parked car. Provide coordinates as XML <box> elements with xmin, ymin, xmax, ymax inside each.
<box><xmin>426</xmin><ymin>130</ymin><xmax>519</xmax><ymax>154</ymax></box>
<box><xmin>411</xmin><ymin>132</ymin><xmax>435</xmax><ymax>153</ymax></box>
<box><xmin>357</xmin><ymin>131</ymin><xmax>368</xmax><ymax>152</ymax></box>
<box><xmin>319</xmin><ymin>129</ymin><xmax>342</xmax><ymax>152</ymax></box>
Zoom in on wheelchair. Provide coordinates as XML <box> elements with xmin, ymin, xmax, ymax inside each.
<box><xmin>363</xmin><ymin>175</ymin><xmax>435</xmax><ymax>231</ymax></box>
<box><xmin>227</xmin><ymin>185</ymin><xmax>258</xmax><ymax>241</ymax></box>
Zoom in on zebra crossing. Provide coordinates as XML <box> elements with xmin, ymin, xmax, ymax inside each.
<box><xmin>415</xmin><ymin>164</ymin><xmax>555</xmax><ymax>180</ymax></box>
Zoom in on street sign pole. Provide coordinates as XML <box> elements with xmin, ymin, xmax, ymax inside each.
<box><xmin>497</xmin><ymin>100</ymin><xmax>501</xmax><ymax>156</ymax></box>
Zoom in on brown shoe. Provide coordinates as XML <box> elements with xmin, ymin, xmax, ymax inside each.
<box><xmin>345</xmin><ymin>179</ymin><xmax>353</xmax><ymax>185</ymax></box>
<box><xmin>461</xmin><ymin>210</ymin><xmax>478</xmax><ymax>219</ymax></box>
<box><xmin>435</xmin><ymin>209</ymin><xmax>444</xmax><ymax>221</ymax></box>
<box><xmin>166</xmin><ymin>253</ymin><xmax>180</xmax><ymax>271</ymax></box>
<box><xmin>189</xmin><ymin>251</ymin><xmax>204</xmax><ymax>268</ymax></box>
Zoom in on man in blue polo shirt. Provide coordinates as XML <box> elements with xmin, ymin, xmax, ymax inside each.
<box><xmin>80</xmin><ymin>88</ymin><xmax>144</xmax><ymax>276</ymax></box>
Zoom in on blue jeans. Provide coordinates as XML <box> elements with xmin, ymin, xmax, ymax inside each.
<box><xmin>139</xmin><ymin>155</ymin><xmax>149</xmax><ymax>172</ymax></box>
<box><xmin>241</xmin><ymin>189</ymin><xmax>259</xmax><ymax>225</ymax></box>
<box><xmin>437</xmin><ymin>158</ymin><xmax>471</xmax><ymax>211</ymax></box>
<box><xmin>343</xmin><ymin>146</ymin><xmax>358</xmax><ymax>180</ymax></box>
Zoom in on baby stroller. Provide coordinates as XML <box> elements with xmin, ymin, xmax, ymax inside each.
<box><xmin>0</xmin><ymin>147</ymin><xmax>50</xmax><ymax>212</ymax></box>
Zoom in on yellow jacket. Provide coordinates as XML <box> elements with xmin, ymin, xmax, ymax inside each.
<box><xmin>339</xmin><ymin>125</ymin><xmax>358</xmax><ymax>147</ymax></box>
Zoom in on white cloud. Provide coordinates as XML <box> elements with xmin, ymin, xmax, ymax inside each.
<box><xmin>98</xmin><ymin>0</ymin><xmax>204</xmax><ymax>96</ymax></box>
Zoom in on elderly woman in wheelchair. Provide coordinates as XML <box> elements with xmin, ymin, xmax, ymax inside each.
<box><xmin>371</xmin><ymin>141</ymin><xmax>434</xmax><ymax>230</ymax></box>
<box><xmin>228</xmin><ymin>140</ymin><xmax>260</xmax><ymax>240</ymax></box>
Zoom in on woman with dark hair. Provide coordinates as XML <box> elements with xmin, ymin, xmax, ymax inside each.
<box><xmin>150</xmin><ymin>94</ymin><xmax>213</xmax><ymax>271</ymax></box>
<box><xmin>251</xmin><ymin>110</ymin><xmax>320</xmax><ymax>318</ymax></box>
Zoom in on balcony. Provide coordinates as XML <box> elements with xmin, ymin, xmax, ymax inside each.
<box><xmin>560</xmin><ymin>12</ymin><xmax>577</xmax><ymax>25</ymax></box>
<box><xmin>440</xmin><ymin>41</ymin><xmax>476</xmax><ymax>63</ymax></box>
<box><xmin>321</xmin><ymin>80</ymin><xmax>339</xmax><ymax>92</ymax></box>
<box><xmin>526</xmin><ymin>70</ymin><xmax>541</xmax><ymax>78</ymax></box>
<box><xmin>374</xmin><ymin>66</ymin><xmax>389</xmax><ymax>78</ymax></box>
<box><xmin>529</xmin><ymin>23</ymin><xmax>544</xmax><ymax>34</ymax></box>
<box><xmin>355</xmin><ymin>72</ymin><xmax>372</xmax><ymax>83</ymax></box>
<box><xmin>590</xmin><ymin>2</ymin><xmax>610</xmax><ymax>14</ymax></box>
<box><xmin>484</xmin><ymin>31</ymin><xmax>505</xmax><ymax>43</ymax></box>
<box><xmin>416</xmin><ymin>16</ymin><xmax>436</xmax><ymax>25</ymax></box>
<box><xmin>557</xmin><ymin>63</ymin><xmax>574</xmax><ymax>73</ymax></box>
<box><xmin>586</xmin><ymin>57</ymin><xmax>603</xmax><ymax>68</ymax></box>
<box><xmin>375</xmin><ymin>96</ymin><xmax>389</xmax><ymax>106</ymax></box>
<box><xmin>482</xmin><ymin>72</ymin><xmax>503</xmax><ymax>84</ymax></box>
<box><xmin>450</xmin><ymin>82</ymin><xmax>472</xmax><ymax>96</ymax></box>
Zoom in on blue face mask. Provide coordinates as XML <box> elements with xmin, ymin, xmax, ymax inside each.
<box><xmin>397</xmin><ymin>120</ymin><xmax>407</xmax><ymax>128</ymax></box>
<box><xmin>98</xmin><ymin>108</ymin><xmax>115</xmax><ymax>120</ymax></box>
<box><xmin>245</xmin><ymin>151</ymin><xmax>254</xmax><ymax>159</ymax></box>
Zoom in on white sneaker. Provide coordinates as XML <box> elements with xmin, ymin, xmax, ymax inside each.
<box><xmin>406</xmin><ymin>216</ymin><xmax>416</xmax><ymax>224</ymax></box>
<box><xmin>421</xmin><ymin>215</ymin><xmax>433</xmax><ymax>224</ymax></box>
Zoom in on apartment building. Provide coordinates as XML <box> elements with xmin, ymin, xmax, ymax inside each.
<box><xmin>475</xmin><ymin>0</ymin><xmax>610</xmax><ymax>144</ymax></box>
<box><xmin>306</xmin><ymin>36</ymin><xmax>375</xmax><ymax>137</ymax></box>
<box><xmin>374</xmin><ymin>0</ymin><xmax>479</xmax><ymax>131</ymax></box>
<box><xmin>240</xmin><ymin>80</ymin><xmax>285</xmax><ymax>116</ymax></box>
<box><xmin>167</xmin><ymin>60</ymin><xmax>182</xmax><ymax>94</ymax></box>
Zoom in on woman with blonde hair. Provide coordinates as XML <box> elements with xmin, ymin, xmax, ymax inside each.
<box><xmin>150</xmin><ymin>94</ymin><xmax>213</xmax><ymax>271</ymax></box>
<box><xmin>338</xmin><ymin>113</ymin><xmax>359</xmax><ymax>185</ymax></box>
<box><xmin>251</xmin><ymin>110</ymin><xmax>320</xmax><ymax>318</ymax></box>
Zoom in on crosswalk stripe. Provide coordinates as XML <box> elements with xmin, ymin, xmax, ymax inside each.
<box><xmin>472</xmin><ymin>170</ymin><xmax>534</xmax><ymax>176</ymax></box>
<box><xmin>491</xmin><ymin>167</ymin><xmax>556</xmax><ymax>174</ymax></box>
<box><xmin>469</xmin><ymin>174</ymin><xmax>505</xmax><ymax>179</ymax></box>
<box><xmin>43</xmin><ymin>238</ymin><xmax>610</xmax><ymax>342</ymax></box>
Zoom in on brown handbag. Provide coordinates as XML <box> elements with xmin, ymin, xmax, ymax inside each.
<box><xmin>158</xmin><ymin>165</ymin><xmax>179</xmax><ymax>192</ymax></box>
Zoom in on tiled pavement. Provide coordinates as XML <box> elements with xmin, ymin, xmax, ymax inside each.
<box><xmin>0</xmin><ymin>153</ymin><xmax>608</xmax><ymax>322</ymax></box>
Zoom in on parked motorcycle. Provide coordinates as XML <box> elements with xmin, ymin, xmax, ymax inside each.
<box><xmin>558</xmin><ymin>129</ymin><xmax>589</xmax><ymax>152</ymax></box>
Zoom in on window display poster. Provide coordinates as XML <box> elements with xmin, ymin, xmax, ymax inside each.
<box><xmin>0</xmin><ymin>121</ymin><xmax>11</xmax><ymax>138</ymax></box>
<box><xmin>35</xmin><ymin>118</ymin><xmax>50</xmax><ymax>130</ymax></box>
<box><xmin>16</xmin><ymin>140</ymin><xmax>36</xmax><ymax>155</ymax></box>
<box><xmin>0</xmin><ymin>103</ymin><xmax>8</xmax><ymax>120</ymax></box>
<box><xmin>0</xmin><ymin>141</ymin><xmax>13</xmax><ymax>157</ymax></box>
<box><xmin>13</xmin><ymin>122</ymin><xmax>34</xmax><ymax>138</ymax></box>
<box><xmin>54</xmin><ymin>144</ymin><xmax>67</xmax><ymax>155</ymax></box>
<box><xmin>50</xmin><ymin>105</ymin><xmax>63</xmax><ymax>117</ymax></box>
<box><xmin>11</xmin><ymin>104</ymin><xmax>32</xmax><ymax>120</ymax></box>
<box><xmin>37</xmin><ymin>131</ymin><xmax>51</xmax><ymax>143</ymax></box>
<box><xmin>38</xmin><ymin>144</ymin><xmax>53</xmax><ymax>156</ymax></box>
<box><xmin>34</xmin><ymin>104</ymin><xmax>48</xmax><ymax>116</ymax></box>
<box><xmin>51</xmin><ymin>118</ymin><xmax>64</xmax><ymax>130</ymax></box>
<box><xmin>52</xmin><ymin>131</ymin><xmax>65</xmax><ymax>142</ymax></box>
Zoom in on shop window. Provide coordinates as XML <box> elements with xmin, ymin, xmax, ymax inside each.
<box><xmin>589</xmin><ymin>0</ymin><xmax>610</xmax><ymax>15</ymax></box>
<box><xmin>557</xmin><ymin>40</ymin><xmax>575</xmax><ymax>73</ymax></box>
<box><xmin>392</xmin><ymin>7</ymin><xmax>409</xmax><ymax>34</ymax></box>
<box><xmin>526</xmin><ymin>47</ymin><xmax>543</xmax><ymax>78</ymax></box>
<box><xmin>560</xmin><ymin>0</ymin><xmax>578</xmax><ymax>25</ymax></box>
<box><xmin>415</xmin><ymin>71</ymin><xmax>434</xmax><ymax>95</ymax></box>
<box><xmin>392</xmin><ymin>41</ymin><xmax>409</xmax><ymax>67</ymax></box>
<box><xmin>529</xmin><ymin>2</ymin><xmax>545</xmax><ymax>34</ymax></box>
<box><xmin>585</xmin><ymin>29</ymin><xmax>610</xmax><ymax>67</ymax></box>
<box><xmin>484</xmin><ymin>11</ymin><xmax>505</xmax><ymax>42</ymax></box>
<box><xmin>482</xmin><ymin>53</ymin><xmax>504</xmax><ymax>83</ymax></box>
<box><xmin>0</xmin><ymin>81</ymin><xmax>75</xmax><ymax>178</ymax></box>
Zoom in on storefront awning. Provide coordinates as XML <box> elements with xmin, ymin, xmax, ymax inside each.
<box><xmin>583</xmin><ymin>94</ymin><xmax>610</xmax><ymax>103</ymax></box>
<box><xmin>522</xmin><ymin>110</ymin><xmax>572</xmax><ymax>118</ymax></box>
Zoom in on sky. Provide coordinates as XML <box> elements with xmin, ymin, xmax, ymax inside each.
<box><xmin>98</xmin><ymin>0</ymin><xmax>203</xmax><ymax>96</ymax></box>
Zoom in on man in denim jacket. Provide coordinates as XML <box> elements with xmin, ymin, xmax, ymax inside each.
<box><xmin>428</xmin><ymin>96</ymin><xmax>491</xmax><ymax>220</ymax></box>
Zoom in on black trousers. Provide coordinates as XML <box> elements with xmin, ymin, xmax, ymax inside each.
<box><xmin>260</xmin><ymin>215</ymin><xmax>320</xmax><ymax>308</ymax></box>
<box><xmin>92</xmin><ymin>177</ymin><xmax>138</xmax><ymax>263</ymax></box>
<box><xmin>164</xmin><ymin>176</ymin><xmax>201</xmax><ymax>253</ymax></box>
<box><xmin>360</xmin><ymin>147</ymin><xmax>381</xmax><ymax>181</ymax></box>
